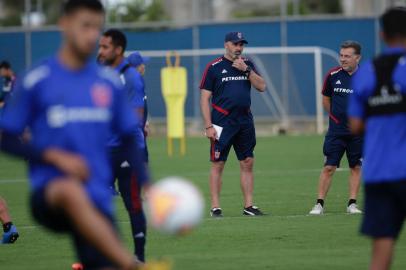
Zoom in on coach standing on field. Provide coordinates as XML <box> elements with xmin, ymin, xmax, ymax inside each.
<box><xmin>309</xmin><ymin>41</ymin><xmax>363</xmax><ymax>215</ymax></box>
<box><xmin>200</xmin><ymin>32</ymin><xmax>266</xmax><ymax>218</ymax></box>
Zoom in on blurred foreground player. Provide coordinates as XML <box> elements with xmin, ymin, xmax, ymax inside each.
<box><xmin>349</xmin><ymin>7</ymin><xmax>406</xmax><ymax>270</ymax></box>
<box><xmin>0</xmin><ymin>0</ymin><xmax>146</xmax><ymax>269</ymax></box>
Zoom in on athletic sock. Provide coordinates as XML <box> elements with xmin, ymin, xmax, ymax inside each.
<box><xmin>317</xmin><ymin>199</ymin><xmax>324</xmax><ymax>207</ymax></box>
<box><xmin>348</xmin><ymin>199</ymin><xmax>357</xmax><ymax>206</ymax></box>
<box><xmin>3</xmin><ymin>222</ymin><xmax>12</xmax><ymax>232</ymax></box>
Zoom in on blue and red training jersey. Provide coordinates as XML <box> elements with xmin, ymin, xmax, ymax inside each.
<box><xmin>200</xmin><ymin>56</ymin><xmax>258</xmax><ymax>126</ymax></box>
<box><xmin>322</xmin><ymin>66</ymin><xmax>358</xmax><ymax>135</ymax></box>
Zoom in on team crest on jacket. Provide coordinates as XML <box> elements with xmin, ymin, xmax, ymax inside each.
<box><xmin>91</xmin><ymin>84</ymin><xmax>112</xmax><ymax>107</ymax></box>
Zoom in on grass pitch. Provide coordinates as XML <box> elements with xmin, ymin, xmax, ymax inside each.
<box><xmin>0</xmin><ymin>135</ymin><xmax>405</xmax><ymax>269</ymax></box>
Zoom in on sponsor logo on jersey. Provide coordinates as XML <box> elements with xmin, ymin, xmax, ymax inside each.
<box><xmin>47</xmin><ymin>105</ymin><xmax>111</xmax><ymax>128</ymax></box>
<box><xmin>333</xmin><ymin>87</ymin><xmax>353</xmax><ymax>94</ymax></box>
<box><xmin>91</xmin><ymin>84</ymin><xmax>112</xmax><ymax>107</ymax></box>
<box><xmin>335</xmin><ymin>80</ymin><xmax>341</xmax><ymax>85</ymax></box>
<box><xmin>221</xmin><ymin>76</ymin><xmax>248</xmax><ymax>82</ymax></box>
<box><xmin>222</xmin><ymin>69</ymin><xmax>228</xmax><ymax>74</ymax></box>
<box><xmin>368</xmin><ymin>86</ymin><xmax>403</xmax><ymax>107</ymax></box>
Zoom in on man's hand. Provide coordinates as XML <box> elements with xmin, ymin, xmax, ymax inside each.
<box><xmin>232</xmin><ymin>57</ymin><xmax>248</xmax><ymax>72</ymax></box>
<box><xmin>43</xmin><ymin>148</ymin><xmax>89</xmax><ymax>181</ymax></box>
<box><xmin>205</xmin><ymin>126</ymin><xmax>217</xmax><ymax>141</ymax></box>
<box><xmin>144</xmin><ymin>121</ymin><xmax>150</xmax><ymax>138</ymax></box>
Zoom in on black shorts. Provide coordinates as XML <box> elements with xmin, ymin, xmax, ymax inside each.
<box><xmin>361</xmin><ymin>179</ymin><xmax>406</xmax><ymax>239</ymax></box>
<box><xmin>30</xmin><ymin>187</ymin><xmax>116</xmax><ymax>269</ymax></box>
<box><xmin>210</xmin><ymin>123</ymin><xmax>256</xmax><ymax>162</ymax></box>
<box><xmin>323</xmin><ymin>134</ymin><xmax>363</xmax><ymax>168</ymax></box>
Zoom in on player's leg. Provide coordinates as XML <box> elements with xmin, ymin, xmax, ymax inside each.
<box><xmin>349</xmin><ymin>166</ymin><xmax>361</xmax><ymax>200</ymax></box>
<box><xmin>209</xmin><ymin>127</ymin><xmax>234</xmax><ymax>217</ymax></box>
<box><xmin>317</xmin><ymin>165</ymin><xmax>337</xmax><ymax>200</ymax></box>
<box><xmin>233</xmin><ymin>123</ymin><xmax>263</xmax><ymax>215</ymax></box>
<box><xmin>370</xmin><ymin>238</ymin><xmax>394</xmax><ymax>270</ymax></box>
<box><xmin>0</xmin><ymin>196</ymin><xmax>19</xmax><ymax>244</ymax></box>
<box><xmin>117</xmin><ymin>164</ymin><xmax>147</xmax><ymax>262</ymax></box>
<box><xmin>309</xmin><ymin>135</ymin><xmax>345</xmax><ymax>214</ymax></box>
<box><xmin>239</xmin><ymin>157</ymin><xmax>254</xmax><ymax>207</ymax></box>
<box><xmin>45</xmin><ymin>178</ymin><xmax>139</xmax><ymax>269</ymax></box>
<box><xmin>210</xmin><ymin>160</ymin><xmax>225</xmax><ymax>210</ymax></box>
<box><xmin>346</xmin><ymin>135</ymin><xmax>363</xmax><ymax>213</ymax></box>
<box><xmin>0</xmin><ymin>196</ymin><xmax>11</xmax><ymax>224</ymax></box>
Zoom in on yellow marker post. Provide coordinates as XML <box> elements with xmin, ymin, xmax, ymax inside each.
<box><xmin>161</xmin><ymin>52</ymin><xmax>187</xmax><ymax>156</ymax></box>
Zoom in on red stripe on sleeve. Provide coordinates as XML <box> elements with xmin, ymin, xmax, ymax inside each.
<box><xmin>322</xmin><ymin>66</ymin><xmax>342</xmax><ymax>95</ymax></box>
<box><xmin>199</xmin><ymin>57</ymin><xmax>222</xmax><ymax>90</ymax></box>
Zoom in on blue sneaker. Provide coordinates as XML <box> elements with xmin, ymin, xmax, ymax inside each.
<box><xmin>2</xmin><ymin>225</ymin><xmax>19</xmax><ymax>244</ymax></box>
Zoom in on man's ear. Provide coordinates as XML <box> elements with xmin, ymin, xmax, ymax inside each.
<box><xmin>115</xmin><ymin>46</ymin><xmax>124</xmax><ymax>56</ymax></box>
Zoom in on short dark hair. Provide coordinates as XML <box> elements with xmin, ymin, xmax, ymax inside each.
<box><xmin>381</xmin><ymin>7</ymin><xmax>406</xmax><ymax>39</ymax></box>
<box><xmin>340</xmin><ymin>40</ymin><xmax>361</xmax><ymax>55</ymax></box>
<box><xmin>103</xmin><ymin>29</ymin><xmax>127</xmax><ymax>55</ymax></box>
<box><xmin>62</xmin><ymin>0</ymin><xmax>105</xmax><ymax>15</ymax></box>
<box><xmin>0</xmin><ymin>61</ymin><xmax>11</xmax><ymax>69</ymax></box>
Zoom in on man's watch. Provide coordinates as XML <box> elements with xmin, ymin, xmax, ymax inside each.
<box><xmin>244</xmin><ymin>66</ymin><xmax>252</xmax><ymax>76</ymax></box>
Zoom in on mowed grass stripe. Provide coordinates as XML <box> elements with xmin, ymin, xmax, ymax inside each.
<box><xmin>0</xmin><ymin>135</ymin><xmax>404</xmax><ymax>270</ymax></box>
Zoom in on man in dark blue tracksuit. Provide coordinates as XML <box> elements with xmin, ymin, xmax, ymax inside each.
<box><xmin>98</xmin><ymin>29</ymin><xmax>148</xmax><ymax>262</ymax></box>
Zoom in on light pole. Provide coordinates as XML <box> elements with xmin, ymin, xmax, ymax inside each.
<box><xmin>24</xmin><ymin>0</ymin><xmax>32</xmax><ymax>69</ymax></box>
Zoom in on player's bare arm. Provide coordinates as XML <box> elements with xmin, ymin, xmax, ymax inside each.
<box><xmin>349</xmin><ymin>117</ymin><xmax>364</xmax><ymax>135</ymax></box>
<box><xmin>200</xmin><ymin>89</ymin><xmax>217</xmax><ymax>140</ymax></box>
<box><xmin>322</xmin><ymin>95</ymin><xmax>331</xmax><ymax>113</ymax></box>
<box><xmin>232</xmin><ymin>58</ymin><xmax>266</xmax><ymax>92</ymax></box>
<box><xmin>43</xmin><ymin>148</ymin><xmax>90</xmax><ymax>181</ymax></box>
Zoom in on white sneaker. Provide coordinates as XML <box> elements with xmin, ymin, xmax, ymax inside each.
<box><xmin>347</xmin><ymin>203</ymin><xmax>362</xmax><ymax>214</ymax></box>
<box><xmin>309</xmin><ymin>203</ymin><xmax>324</xmax><ymax>215</ymax></box>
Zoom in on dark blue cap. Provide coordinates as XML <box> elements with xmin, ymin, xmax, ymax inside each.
<box><xmin>127</xmin><ymin>51</ymin><xmax>150</xmax><ymax>67</ymax></box>
<box><xmin>224</xmin><ymin>31</ymin><xmax>248</xmax><ymax>44</ymax></box>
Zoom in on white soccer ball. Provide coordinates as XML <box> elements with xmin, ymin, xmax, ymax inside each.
<box><xmin>146</xmin><ymin>177</ymin><xmax>204</xmax><ymax>235</ymax></box>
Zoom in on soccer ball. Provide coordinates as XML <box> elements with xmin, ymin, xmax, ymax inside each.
<box><xmin>146</xmin><ymin>177</ymin><xmax>204</xmax><ymax>235</ymax></box>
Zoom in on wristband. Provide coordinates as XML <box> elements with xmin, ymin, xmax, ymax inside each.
<box><xmin>205</xmin><ymin>125</ymin><xmax>213</xmax><ymax>130</ymax></box>
<box><xmin>244</xmin><ymin>66</ymin><xmax>252</xmax><ymax>76</ymax></box>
